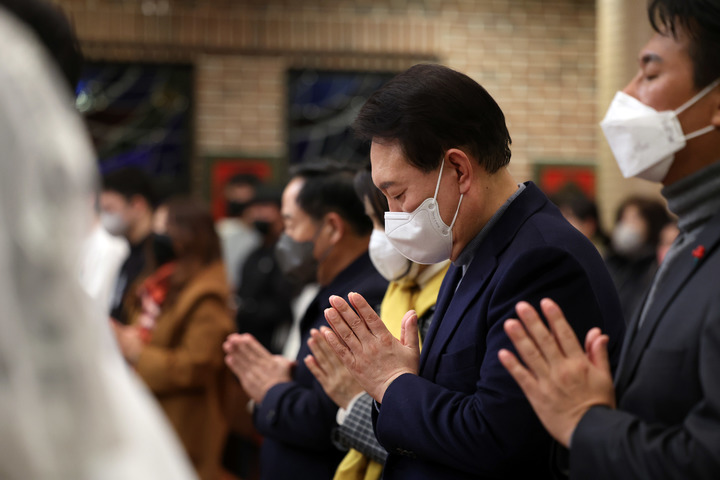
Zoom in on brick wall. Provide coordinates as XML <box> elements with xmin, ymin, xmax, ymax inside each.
<box><xmin>55</xmin><ymin>0</ymin><xmax>597</xmax><ymax>197</ymax></box>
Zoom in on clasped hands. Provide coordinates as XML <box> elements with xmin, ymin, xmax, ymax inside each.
<box><xmin>309</xmin><ymin>293</ymin><xmax>616</xmax><ymax>448</ymax></box>
<box><xmin>316</xmin><ymin>292</ymin><xmax>420</xmax><ymax>404</ymax></box>
<box><xmin>498</xmin><ymin>298</ymin><xmax>616</xmax><ymax>447</ymax></box>
<box><xmin>304</xmin><ymin>326</ymin><xmax>364</xmax><ymax>409</ymax></box>
<box><xmin>223</xmin><ymin>333</ymin><xmax>295</xmax><ymax>404</ymax></box>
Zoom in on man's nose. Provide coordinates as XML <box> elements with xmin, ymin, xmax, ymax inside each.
<box><xmin>621</xmin><ymin>72</ymin><xmax>640</xmax><ymax>98</ymax></box>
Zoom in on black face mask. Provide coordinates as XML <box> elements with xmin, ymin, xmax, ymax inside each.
<box><xmin>152</xmin><ymin>234</ymin><xmax>177</xmax><ymax>267</ymax></box>
<box><xmin>274</xmin><ymin>233</ymin><xmax>317</xmax><ymax>286</ymax></box>
<box><xmin>226</xmin><ymin>201</ymin><xmax>248</xmax><ymax>218</ymax></box>
<box><xmin>253</xmin><ymin>220</ymin><xmax>272</xmax><ymax>236</ymax></box>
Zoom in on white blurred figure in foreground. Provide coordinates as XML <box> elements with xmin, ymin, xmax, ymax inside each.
<box><xmin>0</xmin><ymin>6</ymin><xmax>196</xmax><ymax>480</ymax></box>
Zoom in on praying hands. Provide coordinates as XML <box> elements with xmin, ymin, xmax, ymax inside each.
<box><xmin>498</xmin><ymin>298</ymin><xmax>616</xmax><ymax>447</ymax></box>
<box><xmin>304</xmin><ymin>327</ymin><xmax>364</xmax><ymax>409</ymax></box>
<box><xmin>320</xmin><ymin>292</ymin><xmax>420</xmax><ymax>403</ymax></box>
<box><xmin>223</xmin><ymin>333</ymin><xmax>295</xmax><ymax>404</ymax></box>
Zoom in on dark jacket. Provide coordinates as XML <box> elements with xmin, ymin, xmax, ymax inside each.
<box><xmin>236</xmin><ymin>243</ymin><xmax>295</xmax><ymax>353</ymax></box>
<box><xmin>605</xmin><ymin>250</ymin><xmax>658</xmax><ymax>323</ymax></box>
<box><xmin>374</xmin><ymin>182</ymin><xmax>626</xmax><ymax>479</ymax></box>
<box><xmin>253</xmin><ymin>252</ymin><xmax>388</xmax><ymax>480</ymax></box>
<box><xmin>570</xmin><ymin>209</ymin><xmax>720</xmax><ymax>479</ymax></box>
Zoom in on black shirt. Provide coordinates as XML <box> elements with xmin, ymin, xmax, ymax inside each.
<box><xmin>109</xmin><ymin>234</ymin><xmax>151</xmax><ymax>324</ymax></box>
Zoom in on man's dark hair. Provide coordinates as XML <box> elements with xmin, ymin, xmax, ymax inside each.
<box><xmin>352</xmin><ymin>63</ymin><xmax>511</xmax><ymax>174</ymax></box>
<box><xmin>648</xmin><ymin>0</ymin><xmax>720</xmax><ymax>89</ymax></box>
<box><xmin>102</xmin><ymin>167</ymin><xmax>158</xmax><ymax>209</ymax></box>
<box><xmin>290</xmin><ymin>160</ymin><xmax>373</xmax><ymax>236</ymax></box>
<box><xmin>249</xmin><ymin>185</ymin><xmax>283</xmax><ymax>208</ymax></box>
<box><xmin>550</xmin><ymin>188</ymin><xmax>609</xmax><ymax>244</ymax></box>
<box><xmin>551</xmin><ymin>188</ymin><xmax>600</xmax><ymax>224</ymax></box>
<box><xmin>1</xmin><ymin>0</ymin><xmax>83</xmax><ymax>93</ymax></box>
<box><xmin>353</xmin><ymin>164</ymin><xmax>388</xmax><ymax>223</ymax></box>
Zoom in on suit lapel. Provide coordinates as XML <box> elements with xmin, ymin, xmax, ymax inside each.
<box><xmin>614</xmin><ymin>212</ymin><xmax>720</xmax><ymax>394</ymax></box>
<box><xmin>420</xmin><ymin>255</ymin><xmax>497</xmax><ymax>379</ymax></box>
<box><xmin>419</xmin><ymin>264</ymin><xmax>462</xmax><ymax>372</ymax></box>
<box><xmin>419</xmin><ymin>182</ymin><xmax>547</xmax><ymax>378</ymax></box>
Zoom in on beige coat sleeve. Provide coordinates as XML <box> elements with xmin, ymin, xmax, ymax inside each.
<box><xmin>135</xmin><ymin>297</ymin><xmax>233</xmax><ymax>394</ymax></box>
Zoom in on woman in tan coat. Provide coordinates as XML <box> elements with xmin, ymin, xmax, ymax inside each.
<box><xmin>114</xmin><ymin>196</ymin><xmax>234</xmax><ymax>480</ymax></box>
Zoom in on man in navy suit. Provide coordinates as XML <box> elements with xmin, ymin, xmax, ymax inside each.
<box><xmin>500</xmin><ymin>1</ymin><xmax>720</xmax><ymax>478</ymax></box>
<box><xmin>318</xmin><ymin>64</ymin><xmax>626</xmax><ymax>478</ymax></box>
<box><xmin>224</xmin><ymin>163</ymin><xmax>387</xmax><ymax>479</ymax></box>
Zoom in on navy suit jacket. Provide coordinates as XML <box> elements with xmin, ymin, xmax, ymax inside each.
<box><xmin>570</xmin><ymin>209</ymin><xmax>720</xmax><ymax>479</ymax></box>
<box><xmin>253</xmin><ymin>252</ymin><xmax>387</xmax><ymax>480</ymax></box>
<box><xmin>374</xmin><ymin>182</ymin><xmax>626</xmax><ymax>479</ymax></box>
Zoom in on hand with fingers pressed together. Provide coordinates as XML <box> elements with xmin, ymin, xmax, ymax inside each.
<box><xmin>498</xmin><ymin>298</ymin><xmax>616</xmax><ymax>447</ymax></box>
<box><xmin>304</xmin><ymin>327</ymin><xmax>364</xmax><ymax>409</ymax></box>
<box><xmin>223</xmin><ymin>332</ymin><xmax>295</xmax><ymax>404</ymax></box>
<box><xmin>321</xmin><ymin>292</ymin><xmax>420</xmax><ymax>403</ymax></box>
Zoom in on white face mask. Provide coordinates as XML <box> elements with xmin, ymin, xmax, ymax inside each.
<box><xmin>600</xmin><ymin>78</ymin><xmax>720</xmax><ymax>183</ymax></box>
<box><xmin>384</xmin><ymin>160</ymin><xmax>463</xmax><ymax>264</ymax></box>
<box><xmin>368</xmin><ymin>229</ymin><xmax>412</xmax><ymax>282</ymax></box>
<box><xmin>100</xmin><ymin>211</ymin><xmax>129</xmax><ymax>236</ymax></box>
<box><xmin>611</xmin><ymin>222</ymin><xmax>645</xmax><ymax>257</ymax></box>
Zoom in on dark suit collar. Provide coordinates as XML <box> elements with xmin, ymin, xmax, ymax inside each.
<box><xmin>317</xmin><ymin>250</ymin><xmax>373</xmax><ymax>301</ymax></box>
<box><xmin>453</xmin><ymin>182</ymin><xmax>527</xmax><ymax>269</ymax></box>
<box><xmin>419</xmin><ymin>182</ymin><xmax>549</xmax><ymax>375</ymax></box>
<box><xmin>614</xmin><ymin>209</ymin><xmax>720</xmax><ymax>394</ymax></box>
<box><xmin>300</xmin><ymin>251</ymin><xmax>373</xmax><ymax>333</ymax></box>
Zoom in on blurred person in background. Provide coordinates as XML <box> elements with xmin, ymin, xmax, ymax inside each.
<box><xmin>216</xmin><ymin>173</ymin><xmax>262</xmax><ymax>289</ymax></box>
<box><xmin>153</xmin><ymin>201</ymin><xmax>170</xmax><ymax>234</ymax></box>
<box><xmin>657</xmin><ymin>219</ymin><xmax>680</xmax><ymax>264</ymax></box>
<box><xmin>151</xmin><ymin>180</ymin><xmax>184</xmax><ymax>236</ymax></box>
<box><xmin>113</xmin><ymin>196</ymin><xmax>234</xmax><ymax>480</ymax></box>
<box><xmin>0</xmin><ymin>2</ymin><xmax>196</xmax><ymax>478</ymax></box>
<box><xmin>222</xmin><ymin>186</ymin><xmax>294</xmax><ymax>480</ymax></box>
<box><xmin>223</xmin><ymin>162</ymin><xmax>387</xmax><ymax>480</ymax></box>
<box><xmin>78</xmin><ymin>188</ymin><xmax>130</xmax><ymax>315</ymax></box>
<box><xmin>304</xmin><ymin>166</ymin><xmax>450</xmax><ymax>480</ymax></box>
<box><xmin>101</xmin><ymin>167</ymin><xmax>158</xmax><ymax>324</ymax></box>
<box><xmin>605</xmin><ymin>196</ymin><xmax>671</xmax><ymax>322</ymax></box>
<box><xmin>551</xmin><ymin>188</ymin><xmax>610</xmax><ymax>256</ymax></box>
<box><xmin>234</xmin><ymin>185</ymin><xmax>295</xmax><ymax>354</ymax></box>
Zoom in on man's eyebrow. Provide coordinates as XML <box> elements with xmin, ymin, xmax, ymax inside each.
<box><xmin>377</xmin><ymin>181</ymin><xmax>395</xmax><ymax>191</ymax></box>
<box><xmin>640</xmin><ymin>52</ymin><xmax>662</xmax><ymax>66</ymax></box>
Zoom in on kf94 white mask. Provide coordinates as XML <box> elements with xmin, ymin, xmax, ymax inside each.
<box><xmin>368</xmin><ymin>229</ymin><xmax>412</xmax><ymax>282</ymax></box>
<box><xmin>384</xmin><ymin>160</ymin><xmax>463</xmax><ymax>265</ymax></box>
<box><xmin>600</xmin><ymin>78</ymin><xmax>720</xmax><ymax>183</ymax></box>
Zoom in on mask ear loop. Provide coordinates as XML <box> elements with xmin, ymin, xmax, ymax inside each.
<box><xmin>433</xmin><ymin>156</ymin><xmax>464</xmax><ymax>231</ymax></box>
<box><xmin>432</xmin><ymin>158</ymin><xmax>445</xmax><ymax>200</ymax></box>
<box><xmin>448</xmin><ymin>194</ymin><xmax>464</xmax><ymax>230</ymax></box>
<box><xmin>674</xmin><ymin>78</ymin><xmax>720</xmax><ymax>115</ymax></box>
<box><xmin>684</xmin><ymin>124</ymin><xmax>716</xmax><ymax>141</ymax></box>
<box><xmin>311</xmin><ymin>218</ymin><xmax>335</xmax><ymax>264</ymax></box>
<box><xmin>674</xmin><ymin>78</ymin><xmax>720</xmax><ymax>141</ymax></box>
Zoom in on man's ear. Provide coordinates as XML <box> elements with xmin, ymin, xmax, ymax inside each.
<box><xmin>324</xmin><ymin>212</ymin><xmax>345</xmax><ymax>244</ymax></box>
<box><xmin>446</xmin><ymin>148</ymin><xmax>473</xmax><ymax>195</ymax></box>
